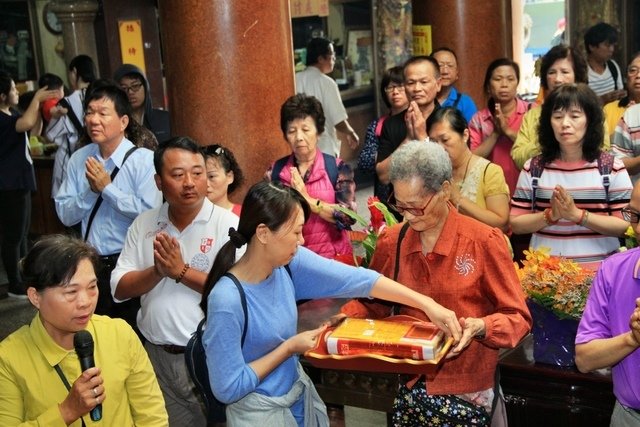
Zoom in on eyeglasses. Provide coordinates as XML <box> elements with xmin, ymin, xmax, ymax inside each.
<box><xmin>389</xmin><ymin>191</ymin><xmax>438</xmax><ymax>216</ymax></box>
<box><xmin>384</xmin><ymin>84</ymin><xmax>404</xmax><ymax>93</ymax></box>
<box><xmin>120</xmin><ymin>82</ymin><xmax>144</xmax><ymax>94</ymax></box>
<box><xmin>628</xmin><ymin>66</ymin><xmax>640</xmax><ymax>76</ymax></box>
<box><xmin>622</xmin><ymin>206</ymin><xmax>640</xmax><ymax>223</ymax></box>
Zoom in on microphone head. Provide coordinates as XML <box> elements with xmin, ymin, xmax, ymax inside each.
<box><xmin>74</xmin><ymin>330</ymin><xmax>94</xmax><ymax>358</ymax></box>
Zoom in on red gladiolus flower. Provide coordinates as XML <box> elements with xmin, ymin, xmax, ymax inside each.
<box><xmin>368</xmin><ymin>196</ymin><xmax>384</xmax><ymax>232</ymax></box>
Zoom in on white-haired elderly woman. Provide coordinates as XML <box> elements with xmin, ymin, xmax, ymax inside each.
<box><xmin>341</xmin><ymin>141</ymin><xmax>531</xmax><ymax>426</ymax></box>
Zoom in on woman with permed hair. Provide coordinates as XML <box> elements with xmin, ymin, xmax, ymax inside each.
<box><xmin>509</xmin><ymin>44</ymin><xmax>612</xmax><ymax>169</ymax></box>
<box><xmin>266</xmin><ymin>93</ymin><xmax>356</xmax><ymax>259</ymax></box>
<box><xmin>203</xmin><ymin>144</ymin><xmax>245</xmax><ymax>216</ymax></box>
<box><xmin>510</xmin><ymin>83</ymin><xmax>632</xmax><ymax>269</ymax></box>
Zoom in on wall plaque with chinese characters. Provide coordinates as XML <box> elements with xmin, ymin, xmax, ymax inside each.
<box><xmin>118</xmin><ymin>20</ymin><xmax>146</xmax><ymax>74</ymax></box>
<box><xmin>291</xmin><ymin>0</ymin><xmax>328</xmax><ymax>18</ymax></box>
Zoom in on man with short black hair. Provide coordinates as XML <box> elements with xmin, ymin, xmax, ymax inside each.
<box><xmin>584</xmin><ymin>22</ymin><xmax>626</xmax><ymax>104</ymax></box>
<box><xmin>295</xmin><ymin>37</ymin><xmax>359</xmax><ymax>156</ymax></box>
<box><xmin>111</xmin><ymin>137</ymin><xmax>240</xmax><ymax>427</ymax></box>
<box><xmin>55</xmin><ymin>82</ymin><xmax>161</xmax><ymax>319</ymax></box>
<box><xmin>376</xmin><ymin>56</ymin><xmax>442</xmax><ymax>186</ymax></box>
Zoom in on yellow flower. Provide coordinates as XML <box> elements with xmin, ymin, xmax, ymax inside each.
<box><xmin>515</xmin><ymin>247</ymin><xmax>594</xmax><ymax>320</ymax></box>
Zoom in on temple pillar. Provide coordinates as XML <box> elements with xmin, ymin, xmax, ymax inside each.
<box><xmin>157</xmin><ymin>0</ymin><xmax>294</xmax><ymax>200</ymax></box>
<box><xmin>413</xmin><ymin>0</ymin><xmax>512</xmax><ymax>107</ymax></box>
<box><xmin>50</xmin><ymin>0</ymin><xmax>100</xmax><ymax>67</ymax></box>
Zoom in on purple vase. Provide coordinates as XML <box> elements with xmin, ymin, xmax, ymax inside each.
<box><xmin>527</xmin><ymin>301</ymin><xmax>580</xmax><ymax>366</ymax></box>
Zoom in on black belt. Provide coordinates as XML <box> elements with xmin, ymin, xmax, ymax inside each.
<box><xmin>160</xmin><ymin>344</ymin><xmax>186</xmax><ymax>354</ymax></box>
<box><xmin>98</xmin><ymin>253</ymin><xmax>120</xmax><ymax>267</ymax></box>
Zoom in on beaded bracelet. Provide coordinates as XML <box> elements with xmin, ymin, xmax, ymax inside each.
<box><xmin>176</xmin><ymin>263</ymin><xmax>190</xmax><ymax>283</ymax></box>
<box><xmin>543</xmin><ymin>208</ymin><xmax>559</xmax><ymax>225</ymax></box>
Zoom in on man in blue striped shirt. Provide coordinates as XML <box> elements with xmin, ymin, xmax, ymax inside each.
<box><xmin>55</xmin><ymin>82</ymin><xmax>161</xmax><ymax>323</ymax></box>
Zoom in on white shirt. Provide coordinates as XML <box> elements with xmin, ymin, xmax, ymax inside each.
<box><xmin>295</xmin><ymin>66</ymin><xmax>348</xmax><ymax>157</ymax></box>
<box><xmin>111</xmin><ymin>199</ymin><xmax>241</xmax><ymax>346</ymax></box>
<box><xmin>46</xmin><ymin>89</ymin><xmax>85</xmax><ymax>197</ymax></box>
<box><xmin>588</xmin><ymin>60</ymin><xmax>623</xmax><ymax>96</ymax></box>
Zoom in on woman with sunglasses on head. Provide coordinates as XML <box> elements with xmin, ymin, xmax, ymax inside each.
<box><xmin>341</xmin><ymin>141</ymin><xmax>531</xmax><ymax>427</ymax></box>
<box><xmin>203</xmin><ymin>144</ymin><xmax>244</xmax><ymax>217</ymax></box>
<box><xmin>427</xmin><ymin>107</ymin><xmax>510</xmax><ymax>233</ymax></box>
<box><xmin>511</xmin><ymin>84</ymin><xmax>632</xmax><ymax>270</ymax></box>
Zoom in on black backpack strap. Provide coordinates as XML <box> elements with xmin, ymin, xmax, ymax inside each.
<box><xmin>528</xmin><ymin>155</ymin><xmax>545</xmax><ymax>213</ymax></box>
<box><xmin>83</xmin><ymin>146</ymin><xmax>138</xmax><ymax>241</ymax></box>
<box><xmin>58</xmin><ymin>97</ymin><xmax>84</xmax><ymax>135</ymax></box>
<box><xmin>223</xmin><ymin>272</ymin><xmax>248</xmax><ymax>346</ymax></box>
<box><xmin>607</xmin><ymin>60</ymin><xmax>619</xmax><ymax>90</ymax></box>
<box><xmin>391</xmin><ymin>222</ymin><xmax>411</xmax><ymax>316</ymax></box>
<box><xmin>321</xmin><ymin>152</ymin><xmax>339</xmax><ymax>186</ymax></box>
<box><xmin>270</xmin><ymin>156</ymin><xmax>290</xmax><ymax>184</ymax></box>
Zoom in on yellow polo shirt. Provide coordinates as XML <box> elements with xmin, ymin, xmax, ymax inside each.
<box><xmin>0</xmin><ymin>314</ymin><xmax>167</xmax><ymax>426</ymax></box>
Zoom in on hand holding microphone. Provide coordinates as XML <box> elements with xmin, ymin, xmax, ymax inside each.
<box><xmin>58</xmin><ymin>331</ymin><xmax>105</xmax><ymax>424</ymax></box>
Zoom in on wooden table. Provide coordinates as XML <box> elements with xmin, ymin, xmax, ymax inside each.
<box><xmin>298</xmin><ymin>299</ymin><xmax>616</xmax><ymax>425</ymax></box>
<box><xmin>499</xmin><ymin>335</ymin><xmax>615</xmax><ymax>426</ymax></box>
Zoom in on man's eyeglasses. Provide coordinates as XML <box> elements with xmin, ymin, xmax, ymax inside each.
<box><xmin>384</xmin><ymin>84</ymin><xmax>404</xmax><ymax>93</ymax></box>
<box><xmin>120</xmin><ymin>82</ymin><xmax>144</xmax><ymax>94</ymax></box>
<box><xmin>389</xmin><ymin>192</ymin><xmax>438</xmax><ymax>216</ymax></box>
<box><xmin>622</xmin><ymin>206</ymin><xmax>640</xmax><ymax>223</ymax></box>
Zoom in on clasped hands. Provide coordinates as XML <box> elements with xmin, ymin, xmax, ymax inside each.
<box><xmin>629</xmin><ymin>297</ymin><xmax>640</xmax><ymax>348</ymax></box>
<box><xmin>85</xmin><ymin>157</ymin><xmax>111</xmax><ymax>194</ymax></box>
<box><xmin>404</xmin><ymin>101</ymin><xmax>428</xmax><ymax>141</ymax></box>
<box><xmin>153</xmin><ymin>232</ymin><xmax>186</xmax><ymax>281</ymax></box>
<box><xmin>547</xmin><ymin>185</ymin><xmax>582</xmax><ymax>223</ymax></box>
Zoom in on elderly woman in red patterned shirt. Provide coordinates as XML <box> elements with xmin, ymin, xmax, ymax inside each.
<box><xmin>341</xmin><ymin>141</ymin><xmax>531</xmax><ymax>426</ymax></box>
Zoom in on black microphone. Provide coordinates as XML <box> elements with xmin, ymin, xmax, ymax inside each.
<box><xmin>74</xmin><ymin>330</ymin><xmax>102</xmax><ymax>421</ymax></box>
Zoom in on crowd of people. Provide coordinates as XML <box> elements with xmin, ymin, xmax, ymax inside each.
<box><xmin>0</xmin><ymin>20</ymin><xmax>639</xmax><ymax>427</ymax></box>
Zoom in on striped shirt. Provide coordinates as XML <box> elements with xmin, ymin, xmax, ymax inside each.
<box><xmin>588</xmin><ymin>60</ymin><xmax>623</xmax><ymax>96</ymax></box>
<box><xmin>511</xmin><ymin>157</ymin><xmax>632</xmax><ymax>267</ymax></box>
<box><xmin>612</xmin><ymin>103</ymin><xmax>640</xmax><ymax>183</ymax></box>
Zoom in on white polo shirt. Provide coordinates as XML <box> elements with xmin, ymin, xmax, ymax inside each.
<box><xmin>295</xmin><ymin>65</ymin><xmax>348</xmax><ymax>157</ymax></box>
<box><xmin>111</xmin><ymin>198</ymin><xmax>241</xmax><ymax>346</ymax></box>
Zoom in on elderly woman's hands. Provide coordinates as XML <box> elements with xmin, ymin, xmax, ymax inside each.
<box><xmin>289</xmin><ymin>167</ymin><xmax>309</xmax><ymax>198</ymax></box>
<box><xmin>58</xmin><ymin>367</ymin><xmax>105</xmax><ymax>424</ymax></box>
<box><xmin>447</xmin><ymin>317</ymin><xmax>486</xmax><ymax>358</ymax></box>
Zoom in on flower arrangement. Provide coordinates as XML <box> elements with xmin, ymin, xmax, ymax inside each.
<box><xmin>514</xmin><ymin>247</ymin><xmax>594</xmax><ymax>320</ymax></box>
<box><xmin>621</xmin><ymin>226</ymin><xmax>638</xmax><ymax>251</ymax></box>
<box><xmin>335</xmin><ymin>196</ymin><xmax>398</xmax><ymax>267</ymax></box>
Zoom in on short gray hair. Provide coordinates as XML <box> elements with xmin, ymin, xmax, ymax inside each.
<box><xmin>390</xmin><ymin>141</ymin><xmax>452</xmax><ymax>193</ymax></box>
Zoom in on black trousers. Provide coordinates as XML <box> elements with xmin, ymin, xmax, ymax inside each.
<box><xmin>0</xmin><ymin>189</ymin><xmax>31</xmax><ymax>286</ymax></box>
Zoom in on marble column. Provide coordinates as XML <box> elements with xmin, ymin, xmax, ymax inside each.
<box><xmin>50</xmin><ymin>0</ymin><xmax>100</xmax><ymax>67</ymax></box>
<box><xmin>157</xmin><ymin>0</ymin><xmax>294</xmax><ymax>200</ymax></box>
<box><xmin>413</xmin><ymin>0</ymin><xmax>512</xmax><ymax>107</ymax></box>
